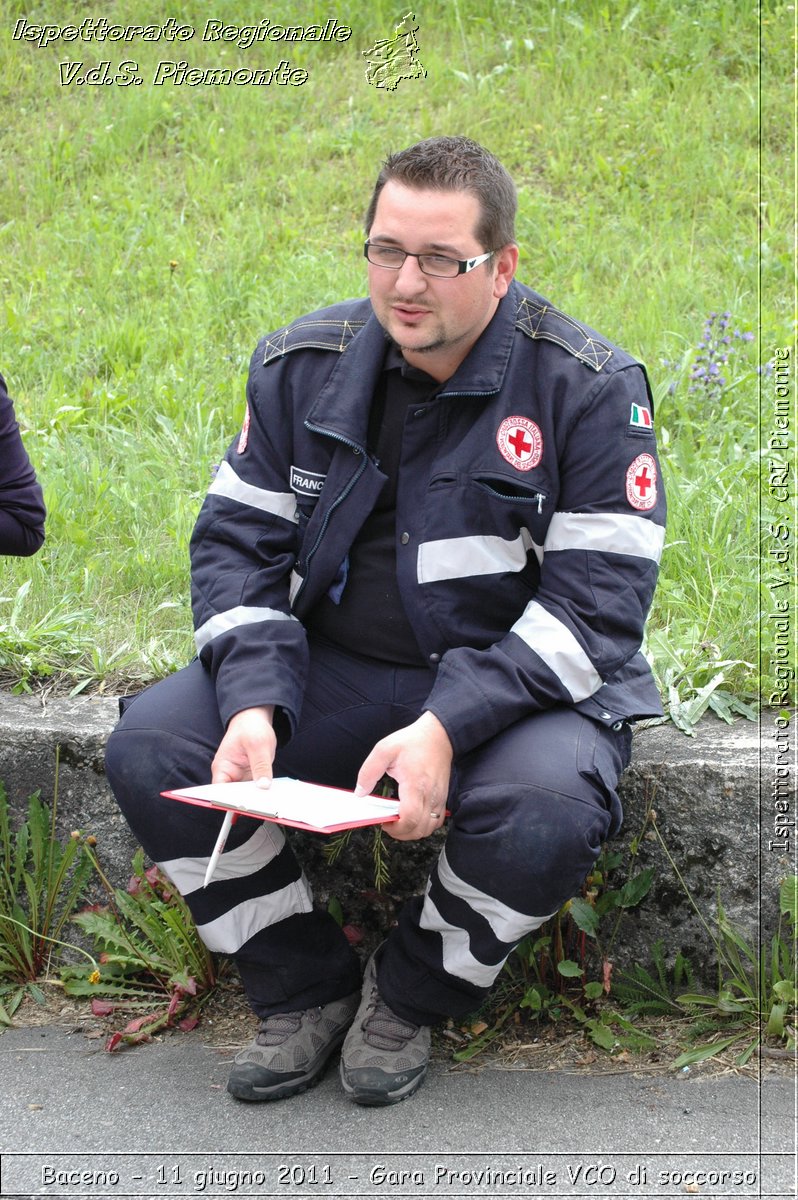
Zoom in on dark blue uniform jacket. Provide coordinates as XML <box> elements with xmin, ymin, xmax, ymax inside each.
<box><xmin>190</xmin><ymin>281</ymin><xmax>666</xmax><ymax>759</ymax></box>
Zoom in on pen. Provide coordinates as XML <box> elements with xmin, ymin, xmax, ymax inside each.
<box><xmin>203</xmin><ymin>809</ymin><xmax>236</xmax><ymax>888</ymax></box>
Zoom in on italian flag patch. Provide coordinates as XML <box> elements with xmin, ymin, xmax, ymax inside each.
<box><xmin>629</xmin><ymin>403</ymin><xmax>653</xmax><ymax>430</ymax></box>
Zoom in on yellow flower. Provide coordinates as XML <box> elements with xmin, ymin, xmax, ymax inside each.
<box><xmin>88</xmin><ymin>970</ymin><xmax>101</xmax><ymax>985</ymax></box>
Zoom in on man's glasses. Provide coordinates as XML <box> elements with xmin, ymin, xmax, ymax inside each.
<box><xmin>364</xmin><ymin>242</ymin><xmax>493</xmax><ymax>279</ymax></box>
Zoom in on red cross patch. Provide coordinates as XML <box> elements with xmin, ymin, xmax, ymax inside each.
<box><xmin>496</xmin><ymin>416</ymin><xmax>543</xmax><ymax>472</ymax></box>
<box><xmin>626</xmin><ymin>453</ymin><xmax>657</xmax><ymax>510</ymax></box>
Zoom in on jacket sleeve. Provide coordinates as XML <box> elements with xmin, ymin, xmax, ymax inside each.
<box><xmin>0</xmin><ymin>374</ymin><xmax>46</xmax><ymax>557</ymax></box>
<box><xmin>423</xmin><ymin>363</ymin><xmax>666</xmax><ymax>757</ymax></box>
<box><xmin>189</xmin><ymin>347</ymin><xmax>308</xmax><ymax>733</ymax></box>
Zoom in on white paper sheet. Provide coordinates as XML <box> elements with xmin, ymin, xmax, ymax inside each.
<box><xmin>163</xmin><ymin>776</ymin><xmax>399</xmax><ymax>832</ymax></box>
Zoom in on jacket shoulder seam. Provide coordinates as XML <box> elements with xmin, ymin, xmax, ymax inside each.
<box><xmin>261</xmin><ymin>317</ymin><xmax>368</xmax><ymax>365</ymax></box>
<box><xmin>515</xmin><ymin>296</ymin><xmax>614</xmax><ymax>372</ymax></box>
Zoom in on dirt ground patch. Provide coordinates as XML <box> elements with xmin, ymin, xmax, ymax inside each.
<box><xmin>7</xmin><ymin>977</ymin><xmax>793</xmax><ymax>1082</ymax></box>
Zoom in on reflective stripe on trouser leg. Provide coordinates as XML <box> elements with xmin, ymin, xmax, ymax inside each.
<box><xmin>378</xmin><ymin>707</ymin><xmax>631</xmax><ymax>1026</ymax></box>
<box><xmin>154</xmin><ymin>816</ymin><xmax>358</xmax><ymax>1015</ymax></box>
<box><xmin>158</xmin><ymin>821</ymin><xmax>314</xmax><ymax>954</ymax></box>
<box><xmin>418</xmin><ymin>846</ymin><xmax>555</xmax><ymax>987</ymax></box>
<box><xmin>103</xmin><ymin>658</ymin><xmax>362</xmax><ymax>1016</ymax></box>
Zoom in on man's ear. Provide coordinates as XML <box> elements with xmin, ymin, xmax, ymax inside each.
<box><xmin>492</xmin><ymin>243</ymin><xmax>519</xmax><ymax>299</ymax></box>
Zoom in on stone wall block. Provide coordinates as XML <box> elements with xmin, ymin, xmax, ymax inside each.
<box><xmin>0</xmin><ymin>694</ymin><xmax>792</xmax><ymax>984</ymax></box>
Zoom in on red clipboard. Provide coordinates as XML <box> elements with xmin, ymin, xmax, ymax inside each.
<box><xmin>161</xmin><ymin>777</ymin><xmax>400</xmax><ymax>835</ymax></box>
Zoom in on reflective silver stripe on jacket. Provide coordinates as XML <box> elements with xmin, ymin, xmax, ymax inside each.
<box><xmin>288</xmin><ymin>569</ymin><xmax>303</xmax><ymax>605</ymax></box>
<box><xmin>416</xmin><ymin>513</ymin><xmax>662</xmax><ymax>588</ymax></box>
<box><xmin>195</xmin><ymin>605</ymin><xmax>297</xmax><ymax>652</ymax></box>
<box><xmin>511</xmin><ymin>601</ymin><xmax>603</xmax><ymax>700</ymax></box>
<box><xmin>207</xmin><ymin>460</ymin><xmax>298</xmax><ymax>523</ymax></box>
<box><xmin>545</xmin><ymin>511</ymin><xmax>664</xmax><ymax>562</ymax></box>
<box><xmin>417</xmin><ymin>528</ymin><xmax>542</xmax><ymax>584</ymax></box>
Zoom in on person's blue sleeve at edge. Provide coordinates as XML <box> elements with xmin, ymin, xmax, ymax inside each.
<box><xmin>0</xmin><ymin>372</ymin><xmax>46</xmax><ymax>556</ymax></box>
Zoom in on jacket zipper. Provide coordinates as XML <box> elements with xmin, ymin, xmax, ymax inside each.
<box><xmin>478</xmin><ymin>483</ymin><xmax>547</xmax><ymax>514</ymax></box>
<box><xmin>294</xmin><ymin>422</ymin><xmax>370</xmax><ymax>603</ymax></box>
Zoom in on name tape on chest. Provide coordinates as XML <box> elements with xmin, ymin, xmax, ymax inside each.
<box><xmin>290</xmin><ymin>465</ymin><xmax>327</xmax><ymax>497</ymax></box>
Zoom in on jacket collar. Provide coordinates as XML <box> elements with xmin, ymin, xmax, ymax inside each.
<box><xmin>437</xmin><ymin>282</ymin><xmax>518</xmax><ymax>398</ymax></box>
<box><xmin>305</xmin><ymin>309</ymin><xmax>389</xmax><ymax>449</ymax></box>
<box><xmin>305</xmin><ymin>282</ymin><xmax>521</xmax><ymax>445</ymax></box>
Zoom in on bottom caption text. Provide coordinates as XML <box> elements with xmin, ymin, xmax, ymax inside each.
<box><xmin>1</xmin><ymin>1152</ymin><xmax>789</xmax><ymax>1198</ymax></box>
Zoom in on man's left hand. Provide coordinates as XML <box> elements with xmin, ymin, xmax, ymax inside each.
<box><xmin>355</xmin><ymin>711</ymin><xmax>453</xmax><ymax>841</ymax></box>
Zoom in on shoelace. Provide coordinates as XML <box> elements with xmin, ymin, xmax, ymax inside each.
<box><xmin>255</xmin><ymin>1011</ymin><xmax>307</xmax><ymax>1045</ymax></box>
<box><xmin>362</xmin><ymin>990</ymin><xmax>419</xmax><ymax>1051</ymax></box>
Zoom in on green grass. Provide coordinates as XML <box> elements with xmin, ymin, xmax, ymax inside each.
<box><xmin>0</xmin><ymin>0</ymin><xmax>792</xmax><ymax>707</ymax></box>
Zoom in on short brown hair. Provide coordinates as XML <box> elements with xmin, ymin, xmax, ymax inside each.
<box><xmin>364</xmin><ymin>136</ymin><xmax>517</xmax><ymax>251</ymax></box>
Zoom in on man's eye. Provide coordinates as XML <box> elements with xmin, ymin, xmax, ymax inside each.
<box><xmin>424</xmin><ymin>256</ymin><xmax>454</xmax><ymax>269</ymax></box>
<box><xmin>374</xmin><ymin>247</ymin><xmax>404</xmax><ymax>263</ymax></box>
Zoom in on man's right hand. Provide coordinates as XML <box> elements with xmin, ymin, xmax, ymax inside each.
<box><xmin>211</xmin><ymin>705</ymin><xmax>276</xmax><ymax>788</ymax></box>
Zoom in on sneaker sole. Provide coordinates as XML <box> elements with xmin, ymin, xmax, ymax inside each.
<box><xmin>227</xmin><ymin>1035</ymin><xmax>346</xmax><ymax>1103</ymax></box>
<box><xmin>338</xmin><ymin>1062</ymin><xmax>428</xmax><ymax>1107</ymax></box>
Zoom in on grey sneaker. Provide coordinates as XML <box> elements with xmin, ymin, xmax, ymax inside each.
<box><xmin>339</xmin><ymin>951</ymin><xmax>431</xmax><ymax>1106</ymax></box>
<box><xmin>227</xmin><ymin>991</ymin><xmax>359</xmax><ymax>1102</ymax></box>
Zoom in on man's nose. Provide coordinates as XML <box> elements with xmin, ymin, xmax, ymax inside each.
<box><xmin>393</xmin><ymin>254</ymin><xmax>428</xmax><ymax>293</ymax></box>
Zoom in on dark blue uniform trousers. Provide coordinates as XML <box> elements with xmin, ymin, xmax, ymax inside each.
<box><xmin>104</xmin><ymin>638</ymin><xmax>630</xmax><ymax>1027</ymax></box>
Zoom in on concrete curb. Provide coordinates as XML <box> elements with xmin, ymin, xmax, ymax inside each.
<box><xmin>0</xmin><ymin>693</ymin><xmax>793</xmax><ymax>981</ymax></box>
